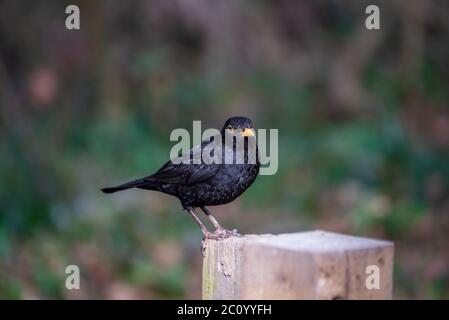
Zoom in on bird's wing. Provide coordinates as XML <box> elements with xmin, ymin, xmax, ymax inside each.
<box><xmin>185</xmin><ymin>162</ymin><xmax>220</xmax><ymax>185</ymax></box>
<box><xmin>146</xmin><ymin>161</ymin><xmax>219</xmax><ymax>185</ymax></box>
<box><xmin>145</xmin><ymin>138</ymin><xmax>220</xmax><ymax>185</ymax></box>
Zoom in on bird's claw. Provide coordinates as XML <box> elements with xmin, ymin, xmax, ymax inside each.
<box><xmin>200</xmin><ymin>231</ymin><xmax>221</xmax><ymax>257</ymax></box>
<box><xmin>201</xmin><ymin>238</ymin><xmax>207</xmax><ymax>257</ymax></box>
<box><xmin>201</xmin><ymin>228</ymin><xmax>241</xmax><ymax>257</ymax></box>
<box><xmin>213</xmin><ymin>227</ymin><xmax>241</xmax><ymax>238</ymax></box>
<box><xmin>231</xmin><ymin>229</ymin><xmax>242</xmax><ymax>237</ymax></box>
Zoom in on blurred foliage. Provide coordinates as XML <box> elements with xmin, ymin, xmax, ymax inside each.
<box><xmin>0</xmin><ymin>0</ymin><xmax>449</xmax><ymax>299</ymax></box>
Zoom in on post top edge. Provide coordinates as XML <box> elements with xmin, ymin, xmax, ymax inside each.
<box><xmin>207</xmin><ymin>230</ymin><xmax>394</xmax><ymax>253</ymax></box>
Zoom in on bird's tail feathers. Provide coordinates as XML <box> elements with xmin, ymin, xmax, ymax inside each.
<box><xmin>101</xmin><ymin>178</ymin><xmax>147</xmax><ymax>194</ymax></box>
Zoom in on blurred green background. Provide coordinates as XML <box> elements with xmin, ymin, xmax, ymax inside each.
<box><xmin>1</xmin><ymin>0</ymin><xmax>448</xmax><ymax>299</ymax></box>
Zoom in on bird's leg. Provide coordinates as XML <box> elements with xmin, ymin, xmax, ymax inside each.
<box><xmin>200</xmin><ymin>206</ymin><xmax>241</xmax><ymax>237</ymax></box>
<box><xmin>185</xmin><ymin>207</ymin><xmax>220</xmax><ymax>239</ymax></box>
<box><xmin>185</xmin><ymin>207</ymin><xmax>223</xmax><ymax>256</ymax></box>
<box><xmin>186</xmin><ymin>207</ymin><xmax>209</xmax><ymax>237</ymax></box>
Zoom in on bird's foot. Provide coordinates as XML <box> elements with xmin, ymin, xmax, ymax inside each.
<box><xmin>214</xmin><ymin>227</ymin><xmax>241</xmax><ymax>238</ymax></box>
<box><xmin>200</xmin><ymin>231</ymin><xmax>223</xmax><ymax>257</ymax></box>
<box><xmin>200</xmin><ymin>229</ymin><xmax>241</xmax><ymax>257</ymax></box>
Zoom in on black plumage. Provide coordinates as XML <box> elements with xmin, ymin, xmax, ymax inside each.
<box><xmin>101</xmin><ymin>117</ymin><xmax>260</xmax><ymax>243</ymax></box>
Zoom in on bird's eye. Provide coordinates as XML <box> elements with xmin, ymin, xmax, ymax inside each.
<box><xmin>227</xmin><ymin>125</ymin><xmax>233</xmax><ymax>129</ymax></box>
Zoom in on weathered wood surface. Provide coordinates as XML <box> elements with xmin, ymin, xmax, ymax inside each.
<box><xmin>202</xmin><ymin>230</ymin><xmax>394</xmax><ymax>299</ymax></box>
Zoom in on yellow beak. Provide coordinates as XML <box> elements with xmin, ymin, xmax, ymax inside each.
<box><xmin>241</xmin><ymin>128</ymin><xmax>255</xmax><ymax>137</ymax></box>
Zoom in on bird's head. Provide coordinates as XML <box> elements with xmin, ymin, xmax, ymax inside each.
<box><xmin>222</xmin><ymin>116</ymin><xmax>255</xmax><ymax>138</ymax></box>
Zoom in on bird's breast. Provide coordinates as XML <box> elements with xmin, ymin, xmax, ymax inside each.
<box><xmin>178</xmin><ymin>163</ymin><xmax>259</xmax><ymax>207</ymax></box>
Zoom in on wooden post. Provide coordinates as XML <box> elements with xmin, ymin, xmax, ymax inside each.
<box><xmin>202</xmin><ymin>230</ymin><xmax>394</xmax><ymax>299</ymax></box>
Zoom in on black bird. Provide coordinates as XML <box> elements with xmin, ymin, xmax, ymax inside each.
<box><xmin>101</xmin><ymin>116</ymin><xmax>260</xmax><ymax>243</ymax></box>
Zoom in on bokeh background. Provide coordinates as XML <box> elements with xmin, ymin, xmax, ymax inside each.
<box><xmin>1</xmin><ymin>0</ymin><xmax>448</xmax><ymax>299</ymax></box>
